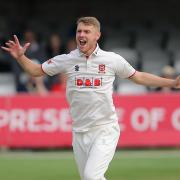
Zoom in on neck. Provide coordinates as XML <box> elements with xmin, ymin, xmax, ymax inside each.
<box><xmin>84</xmin><ymin>44</ymin><xmax>97</xmax><ymax>56</ymax></box>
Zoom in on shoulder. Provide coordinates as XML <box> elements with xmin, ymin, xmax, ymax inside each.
<box><xmin>53</xmin><ymin>49</ymin><xmax>79</xmax><ymax>61</ymax></box>
<box><xmin>99</xmin><ymin>49</ymin><xmax>123</xmax><ymax>58</ymax></box>
<box><xmin>99</xmin><ymin>49</ymin><xmax>127</xmax><ymax>63</ymax></box>
<box><xmin>69</xmin><ymin>49</ymin><xmax>79</xmax><ymax>58</ymax></box>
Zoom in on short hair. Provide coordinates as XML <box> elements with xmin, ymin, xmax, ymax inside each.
<box><xmin>77</xmin><ymin>17</ymin><xmax>101</xmax><ymax>32</ymax></box>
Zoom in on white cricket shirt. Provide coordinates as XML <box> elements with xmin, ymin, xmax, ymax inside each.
<box><xmin>42</xmin><ymin>45</ymin><xmax>136</xmax><ymax>132</ymax></box>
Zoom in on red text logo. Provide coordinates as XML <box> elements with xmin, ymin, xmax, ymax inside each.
<box><xmin>75</xmin><ymin>77</ymin><xmax>102</xmax><ymax>88</ymax></box>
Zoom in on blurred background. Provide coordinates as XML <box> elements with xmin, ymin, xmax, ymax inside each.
<box><xmin>0</xmin><ymin>0</ymin><xmax>180</xmax><ymax>94</ymax></box>
<box><xmin>0</xmin><ymin>0</ymin><xmax>180</xmax><ymax>180</ymax></box>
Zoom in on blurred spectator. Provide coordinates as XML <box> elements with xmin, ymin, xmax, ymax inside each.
<box><xmin>22</xmin><ymin>29</ymin><xmax>47</xmax><ymax>63</ymax></box>
<box><xmin>45</xmin><ymin>33</ymin><xmax>66</xmax><ymax>90</ymax></box>
<box><xmin>17</xmin><ymin>59</ymin><xmax>48</xmax><ymax>95</ymax></box>
<box><xmin>11</xmin><ymin>30</ymin><xmax>47</xmax><ymax>92</ymax></box>
<box><xmin>20</xmin><ymin>73</ymin><xmax>48</xmax><ymax>95</ymax></box>
<box><xmin>155</xmin><ymin>65</ymin><xmax>178</xmax><ymax>92</ymax></box>
<box><xmin>50</xmin><ymin>73</ymin><xmax>67</xmax><ymax>94</ymax></box>
<box><xmin>46</xmin><ymin>33</ymin><xmax>65</xmax><ymax>58</ymax></box>
<box><xmin>65</xmin><ymin>38</ymin><xmax>77</xmax><ymax>53</ymax></box>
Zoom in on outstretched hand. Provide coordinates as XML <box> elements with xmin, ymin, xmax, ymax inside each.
<box><xmin>174</xmin><ymin>76</ymin><xmax>180</xmax><ymax>89</ymax></box>
<box><xmin>1</xmin><ymin>35</ymin><xmax>30</xmax><ymax>60</ymax></box>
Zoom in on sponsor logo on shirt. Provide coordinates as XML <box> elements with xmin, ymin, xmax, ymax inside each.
<box><xmin>98</xmin><ymin>64</ymin><xmax>106</xmax><ymax>73</ymax></box>
<box><xmin>75</xmin><ymin>65</ymin><xmax>80</xmax><ymax>71</ymax></box>
<box><xmin>75</xmin><ymin>77</ymin><xmax>103</xmax><ymax>88</ymax></box>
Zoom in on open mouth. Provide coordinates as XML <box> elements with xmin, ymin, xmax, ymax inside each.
<box><xmin>79</xmin><ymin>39</ymin><xmax>87</xmax><ymax>46</ymax></box>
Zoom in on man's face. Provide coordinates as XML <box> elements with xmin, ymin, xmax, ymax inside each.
<box><xmin>76</xmin><ymin>22</ymin><xmax>101</xmax><ymax>56</ymax></box>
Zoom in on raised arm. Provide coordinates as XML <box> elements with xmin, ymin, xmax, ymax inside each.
<box><xmin>130</xmin><ymin>71</ymin><xmax>180</xmax><ymax>89</ymax></box>
<box><xmin>1</xmin><ymin>35</ymin><xmax>44</xmax><ymax>77</ymax></box>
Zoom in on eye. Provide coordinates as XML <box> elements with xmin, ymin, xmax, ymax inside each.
<box><xmin>85</xmin><ymin>30</ymin><xmax>90</xmax><ymax>34</ymax></box>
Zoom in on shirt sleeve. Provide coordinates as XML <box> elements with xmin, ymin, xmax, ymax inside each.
<box><xmin>41</xmin><ymin>54</ymin><xmax>68</xmax><ymax>76</ymax></box>
<box><xmin>113</xmin><ymin>54</ymin><xmax>136</xmax><ymax>78</ymax></box>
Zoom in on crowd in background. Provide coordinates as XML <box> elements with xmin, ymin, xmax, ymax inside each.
<box><xmin>0</xmin><ymin>1</ymin><xmax>180</xmax><ymax>95</ymax></box>
<box><xmin>0</xmin><ymin>29</ymin><xmax>76</xmax><ymax>95</ymax></box>
<box><xmin>0</xmin><ymin>27</ymin><xmax>179</xmax><ymax>96</ymax></box>
<box><xmin>9</xmin><ymin>30</ymin><xmax>76</xmax><ymax>95</ymax></box>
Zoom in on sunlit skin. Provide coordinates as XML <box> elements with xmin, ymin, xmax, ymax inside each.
<box><xmin>76</xmin><ymin>22</ymin><xmax>101</xmax><ymax>57</ymax></box>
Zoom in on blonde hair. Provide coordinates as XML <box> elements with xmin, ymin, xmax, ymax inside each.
<box><xmin>77</xmin><ymin>17</ymin><xmax>101</xmax><ymax>32</ymax></box>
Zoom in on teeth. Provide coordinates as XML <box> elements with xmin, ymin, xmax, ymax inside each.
<box><xmin>80</xmin><ymin>40</ymin><xmax>85</xmax><ymax>42</ymax></box>
<box><xmin>79</xmin><ymin>40</ymin><xmax>86</xmax><ymax>45</ymax></box>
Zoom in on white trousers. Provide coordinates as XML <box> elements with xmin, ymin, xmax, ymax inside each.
<box><xmin>72</xmin><ymin>122</ymin><xmax>120</xmax><ymax>180</ymax></box>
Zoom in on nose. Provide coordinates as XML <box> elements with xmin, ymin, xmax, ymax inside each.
<box><xmin>78</xmin><ymin>31</ymin><xmax>85</xmax><ymax>37</ymax></box>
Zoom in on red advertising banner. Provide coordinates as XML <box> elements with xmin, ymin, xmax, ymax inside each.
<box><xmin>114</xmin><ymin>93</ymin><xmax>180</xmax><ymax>147</ymax></box>
<box><xmin>0</xmin><ymin>93</ymin><xmax>180</xmax><ymax>148</ymax></box>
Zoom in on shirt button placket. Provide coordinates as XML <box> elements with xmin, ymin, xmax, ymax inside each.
<box><xmin>87</xmin><ymin>60</ymin><xmax>91</xmax><ymax>70</ymax></box>
<box><xmin>86</xmin><ymin>56</ymin><xmax>91</xmax><ymax>71</ymax></box>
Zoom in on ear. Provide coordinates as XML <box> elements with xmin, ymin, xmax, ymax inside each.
<box><xmin>96</xmin><ymin>31</ymin><xmax>101</xmax><ymax>41</ymax></box>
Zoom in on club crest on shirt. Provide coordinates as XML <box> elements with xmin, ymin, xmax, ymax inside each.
<box><xmin>98</xmin><ymin>64</ymin><xmax>106</xmax><ymax>73</ymax></box>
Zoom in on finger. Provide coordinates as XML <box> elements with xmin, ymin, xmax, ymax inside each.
<box><xmin>23</xmin><ymin>42</ymin><xmax>31</xmax><ymax>50</ymax></box>
<box><xmin>175</xmin><ymin>76</ymin><xmax>180</xmax><ymax>87</ymax></box>
<box><xmin>1</xmin><ymin>46</ymin><xmax>10</xmax><ymax>52</ymax></box>
<box><xmin>176</xmin><ymin>76</ymin><xmax>180</xmax><ymax>81</ymax></box>
<box><xmin>5</xmin><ymin>42</ymin><xmax>13</xmax><ymax>48</ymax></box>
<box><xmin>178</xmin><ymin>77</ymin><xmax>180</xmax><ymax>83</ymax></box>
<box><xmin>13</xmin><ymin>35</ymin><xmax>20</xmax><ymax>46</ymax></box>
<box><xmin>8</xmin><ymin>40</ymin><xmax>15</xmax><ymax>45</ymax></box>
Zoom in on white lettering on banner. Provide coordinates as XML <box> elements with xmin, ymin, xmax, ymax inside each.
<box><xmin>131</xmin><ymin>108</ymin><xmax>165</xmax><ymax>131</ymax></box>
<box><xmin>171</xmin><ymin>108</ymin><xmax>180</xmax><ymax>130</ymax></box>
<box><xmin>10</xmin><ymin>109</ymin><xmax>26</xmax><ymax>132</ymax></box>
<box><xmin>2</xmin><ymin>107</ymin><xmax>180</xmax><ymax>132</ymax></box>
<box><xmin>28</xmin><ymin>109</ymin><xmax>42</xmax><ymax>132</ymax></box>
<box><xmin>150</xmin><ymin>108</ymin><xmax>165</xmax><ymax>131</ymax></box>
<box><xmin>0</xmin><ymin>110</ymin><xmax>8</xmax><ymax>127</ymax></box>
<box><xmin>131</xmin><ymin>108</ymin><xmax>149</xmax><ymax>131</ymax></box>
<box><xmin>43</xmin><ymin>109</ymin><xmax>59</xmax><ymax>132</ymax></box>
<box><xmin>59</xmin><ymin>109</ymin><xmax>72</xmax><ymax>132</ymax></box>
<box><xmin>0</xmin><ymin>108</ymin><xmax>72</xmax><ymax>132</ymax></box>
<box><xmin>116</xmin><ymin>108</ymin><xmax>126</xmax><ymax>131</ymax></box>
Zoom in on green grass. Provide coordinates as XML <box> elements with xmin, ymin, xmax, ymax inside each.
<box><xmin>0</xmin><ymin>150</ymin><xmax>180</xmax><ymax>180</ymax></box>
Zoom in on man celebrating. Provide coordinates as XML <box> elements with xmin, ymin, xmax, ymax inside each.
<box><xmin>2</xmin><ymin>17</ymin><xmax>180</xmax><ymax>180</ymax></box>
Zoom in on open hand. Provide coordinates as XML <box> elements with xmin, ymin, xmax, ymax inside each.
<box><xmin>174</xmin><ymin>76</ymin><xmax>180</xmax><ymax>89</ymax></box>
<box><xmin>1</xmin><ymin>35</ymin><xmax>30</xmax><ymax>60</ymax></box>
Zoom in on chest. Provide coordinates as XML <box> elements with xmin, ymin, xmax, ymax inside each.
<box><xmin>66</xmin><ymin>57</ymin><xmax>114</xmax><ymax>76</ymax></box>
<box><xmin>65</xmin><ymin>57</ymin><xmax>115</xmax><ymax>89</ymax></box>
